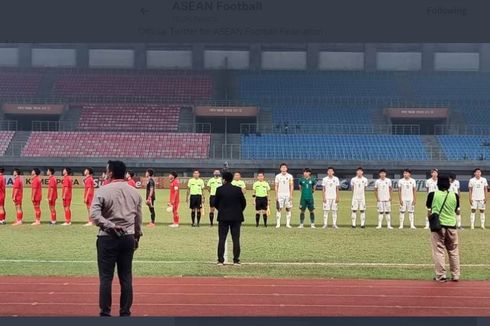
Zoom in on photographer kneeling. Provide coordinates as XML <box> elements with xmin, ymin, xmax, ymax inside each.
<box><xmin>426</xmin><ymin>174</ymin><xmax>460</xmax><ymax>283</ymax></box>
<box><xmin>91</xmin><ymin>160</ymin><xmax>143</xmax><ymax>316</ymax></box>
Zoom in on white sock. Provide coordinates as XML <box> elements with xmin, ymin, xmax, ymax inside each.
<box><xmin>360</xmin><ymin>212</ymin><xmax>366</xmax><ymax>226</ymax></box>
<box><xmin>377</xmin><ymin>214</ymin><xmax>383</xmax><ymax>227</ymax></box>
<box><xmin>386</xmin><ymin>214</ymin><xmax>391</xmax><ymax>227</ymax></box>
<box><xmin>399</xmin><ymin>213</ymin><xmax>405</xmax><ymax>227</ymax></box>
<box><xmin>286</xmin><ymin>211</ymin><xmax>291</xmax><ymax>225</ymax></box>
<box><xmin>481</xmin><ymin>213</ymin><xmax>486</xmax><ymax>227</ymax></box>
<box><xmin>425</xmin><ymin>217</ymin><xmax>429</xmax><ymax>227</ymax></box>
<box><xmin>276</xmin><ymin>212</ymin><xmax>281</xmax><ymax>225</ymax></box>
<box><xmin>470</xmin><ymin>212</ymin><xmax>476</xmax><ymax>227</ymax></box>
<box><xmin>351</xmin><ymin>212</ymin><xmax>357</xmax><ymax>226</ymax></box>
<box><xmin>457</xmin><ymin>214</ymin><xmax>462</xmax><ymax>228</ymax></box>
<box><xmin>409</xmin><ymin>213</ymin><xmax>415</xmax><ymax>227</ymax></box>
<box><xmin>323</xmin><ymin>211</ymin><xmax>328</xmax><ymax>227</ymax></box>
<box><xmin>332</xmin><ymin>211</ymin><xmax>337</xmax><ymax>226</ymax></box>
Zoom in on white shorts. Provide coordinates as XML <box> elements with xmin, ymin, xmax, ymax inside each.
<box><xmin>323</xmin><ymin>199</ymin><xmax>338</xmax><ymax>211</ymax></box>
<box><xmin>351</xmin><ymin>199</ymin><xmax>366</xmax><ymax>211</ymax></box>
<box><xmin>276</xmin><ymin>195</ymin><xmax>292</xmax><ymax>210</ymax></box>
<box><xmin>377</xmin><ymin>201</ymin><xmax>391</xmax><ymax>213</ymax></box>
<box><xmin>400</xmin><ymin>200</ymin><xmax>414</xmax><ymax>213</ymax></box>
<box><xmin>471</xmin><ymin>200</ymin><xmax>486</xmax><ymax>210</ymax></box>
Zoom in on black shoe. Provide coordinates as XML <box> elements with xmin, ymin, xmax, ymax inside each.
<box><xmin>191</xmin><ymin>224</ymin><xmax>195</xmax><ymax>227</ymax></box>
<box><xmin>361</xmin><ymin>225</ymin><xmax>366</xmax><ymax>229</ymax></box>
<box><xmin>451</xmin><ymin>277</ymin><xmax>460</xmax><ymax>282</ymax></box>
<box><xmin>351</xmin><ymin>225</ymin><xmax>356</xmax><ymax>229</ymax></box>
<box><xmin>433</xmin><ymin>277</ymin><xmax>447</xmax><ymax>283</ymax></box>
<box><xmin>197</xmin><ymin>224</ymin><xmax>200</xmax><ymax>227</ymax></box>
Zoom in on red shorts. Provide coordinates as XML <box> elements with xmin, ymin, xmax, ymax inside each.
<box><xmin>63</xmin><ymin>199</ymin><xmax>72</xmax><ymax>207</ymax></box>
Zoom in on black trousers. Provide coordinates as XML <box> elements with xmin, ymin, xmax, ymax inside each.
<box><xmin>217</xmin><ymin>221</ymin><xmax>241</xmax><ymax>264</ymax></box>
<box><xmin>96</xmin><ymin>235</ymin><xmax>135</xmax><ymax>317</ymax></box>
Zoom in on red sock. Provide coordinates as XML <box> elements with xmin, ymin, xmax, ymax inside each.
<box><xmin>65</xmin><ymin>208</ymin><xmax>71</xmax><ymax>223</ymax></box>
<box><xmin>0</xmin><ymin>211</ymin><xmax>5</xmax><ymax>221</ymax></box>
<box><xmin>35</xmin><ymin>207</ymin><xmax>41</xmax><ymax>221</ymax></box>
<box><xmin>16</xmin><ymin>211</ymin><xmax>23</xmax><ymax>222</ymax></box>
<box><xmin>50</xmin><ymin>210</ymin><xmax>56</xmax><ymax>222</ymax></box>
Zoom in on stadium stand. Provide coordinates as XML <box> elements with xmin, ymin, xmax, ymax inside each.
<box><xmin>404</xmin><ymin>72</ymin><xmax>490</xmax><ymax>100</ymax></box>
<box><xmin>77</xmin><ymin>104</ymin><xmax>181</xmax><ymax>132</ymax></box>
<box><xmin>241</xmin><ymin>134</ymin><xmax>429</xmax><ymax>160</ymax></box>
<box><xmin>0</xmin><ymin>131</ymin><xmax>15</xmax><ymax>156</ymax></box>
<box><xmin>21</xmin><ymin>132</ymin><xmax>211</xmax><ymax>159</ymax></box>
<box><xmin>437</xmin><ymin>135</ymin><xmax>490</xmax><ymax>160</ymax></box>
<box><xmin>238</xmin><ymin>72</ymin><xmax>399</xmax><ymax>102</ymax></box>
<box><xmin>269</xmin><ymin>105</ymin><xmax>375</xmax><ymax>124</ymax></box>
<box><xmin>0</xmin><ymin>71</ymin><xmax>42</xmax><ymax>98</ymax></box>
<box><xmin>52</xmin><ymin>72</ymin><xmax>214</xmax><ymax>102</ymax></box>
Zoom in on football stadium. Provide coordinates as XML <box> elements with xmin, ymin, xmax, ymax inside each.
<box><xmin>0</xmin><ymin>43</ymin><xmax>489</xmax><ymax>317</ymax></box>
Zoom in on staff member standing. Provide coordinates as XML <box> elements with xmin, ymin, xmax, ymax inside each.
<box><xmin>426</xmin><ymin>175</ymin><xmax>460</xmax><ymax>283</ymax></box>
<box><xmin>91</xmin><ymin>160</ymin><xmax>142</xmax><ymax>317</ymax></box>
<box><xmin>214</xmin><ymin>172</ymin><xmax>246</xmax><ymax>265</ymax></box>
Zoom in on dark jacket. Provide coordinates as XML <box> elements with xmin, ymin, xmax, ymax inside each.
<box><xmin>214</xmin><ymin>182</ymin><xmax>247</xmax><ymax>222</ymax></box>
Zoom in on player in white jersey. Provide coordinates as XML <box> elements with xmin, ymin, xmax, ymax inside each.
<box><xmin>424</xmin><ymin>169</ymin><xmax>439</xmax><ymax>229</ymax></box>
<box><xmin>449</xmin><ymin>172</ymin><xmax>462</xmax><ymax>229</ymax></box>
<box><xmin>374</xmin><ymin>169</ymin><xmax>393</xmax><ymax>229</ymax></box>
<box><xmin>398</xmin><ymin>168</ymin><xmax>417</xmax><ymax>229</ymax></box>
<box><xmin>275</xmin><ymin>163</ymin><xmax>294</xmax><ymax>228</ymax></box>
<box><xmin>468</xmin><ymin>168</ymin><xmax>488</xmax><ymax>229</ymax></box>
<box><xmin>350</xmin><ymin>167</ymin><xmax>368</xmax><ymax>228</ymax></box>
<box><xmin>322</xmin><ymin>167</ymin><xmax>340</xmax><ymax>229</ymax></box>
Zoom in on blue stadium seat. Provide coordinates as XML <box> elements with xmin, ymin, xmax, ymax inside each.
<box><xmin>437</xmin><ymin>136</ymin><xmax>490</xmax><ymax>160</ymax></box>
<box><xmin>241</xmin><ymin>134</ymin><xmax>429</xmax><ymax>161</ymax></box>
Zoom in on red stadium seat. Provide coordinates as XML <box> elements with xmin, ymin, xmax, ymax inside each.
<box><xmin>21</xmin><ymin>132</ymin><xmax>211</xmax><ymax>159</ymax></box>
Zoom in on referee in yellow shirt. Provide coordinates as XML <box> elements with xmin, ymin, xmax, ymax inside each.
<box><xmin>231</xmin><ymin>171</ymin><xmax>246</xmax><ymax>193</ymax></box>
<box><xmin>187</xmin><ymin>169</ymin><xmax>205</xmax><ymax>227</ymax></box>
<box><xmin>206</xmin><ymin>169</ymin><xmax>222</xmax><ymax>226</ymax></box>
<box><xmin>253</xmin><ymin>171</ymin><xmax>271</xmax><ymax>227</ymax></box>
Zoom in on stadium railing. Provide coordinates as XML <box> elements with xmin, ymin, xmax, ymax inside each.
<box><xmin>30</xmin><ymin>120</ymin><xmax>211</xmax><ymax>133</ymax></box>
<box><xmin>0</xmin><ymin>120</ymin><xmax>18</xmax><ymax>131</ymax></box>
<box><xmin>240</xmin><ymin>123</ymin><xmax>421</xmax><ymax>135</ymax></box>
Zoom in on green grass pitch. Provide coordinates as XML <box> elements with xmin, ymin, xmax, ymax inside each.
<box><xmin>0</xmin><ymin>188</ymin><xmax>488</xmax><ymax>280</ymax></box>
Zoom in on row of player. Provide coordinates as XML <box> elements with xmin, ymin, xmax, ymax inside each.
<box><xmin>157</xmin><ymin>164</ymin><xmax>487</xmax><ymax>230</ymax></box>
<box><xmin>0</xmin><ymin>165</ymin><xmax>487</xmax><ymax>230</ymax></box>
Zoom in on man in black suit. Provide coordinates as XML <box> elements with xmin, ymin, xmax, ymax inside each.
<box><xmin>214</xmin><ymin>171</ymin><xmax>246</xmax><ymax>265</ymax></box>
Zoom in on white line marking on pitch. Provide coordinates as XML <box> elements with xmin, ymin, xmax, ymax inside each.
<box><xmin>0</xmin><ymin>259</ymin><xmax>489</xmax><ymax>268</ymax></box>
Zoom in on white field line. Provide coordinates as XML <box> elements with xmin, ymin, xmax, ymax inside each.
<box><xmin>0</xmin><ymin>259</ymin><xmax>489</xmax><ymax>268</ymax></box>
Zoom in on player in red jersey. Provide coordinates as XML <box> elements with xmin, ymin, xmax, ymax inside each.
<box><xmin>46</xmin><ymin>168</ymin><xmax>57</xmax><ymax>225</ymax></box>
<box><xmin>30</xmin><ymin>168</ymin><xmax>42</xmax><ymax>225</ymax></box>
<box><xmin>0</xmin><ymin>168</ymin><xmax>6</xmax><ymax>225</ymax></box>
<box><xmin>168</xmin><ymin>171</ymin><xmax>180</xmax><ymax>227</ymax></box>
<box><xmin>126</xmin><ymin>170</ymin><xmax>137</xmax><ymax>188</ymax></box>
<box><xmin>12</xmin><ymin>168</ymin><xmax>23</xmax><ymax>226</ymax></box>
<box><xmin>62</xmin><ymin>167</ymin><xmax>73</xmax><ymax>225</ymax></box>
<box><xmin>83</xmin><ymin>168</ymin><xmax>95</xmax><ymax>226</ymax></box>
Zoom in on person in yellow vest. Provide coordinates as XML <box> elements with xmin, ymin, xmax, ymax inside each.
<box><xmin>426</xmin><ymin>174</ymin><xmax>460</xmax><ymax>283</ymax></box>
<box><xmin>206</xmin><ymin>169</ymin><xmax>222</xmax><ymax>227</ymax></box>
<box><xmin>252</xmin><ymin>171</ymin><xmax>271</xmax><ymax>227</ymax></box>
<box><xmin>187</xmin><ymin>169</ymin><xmax>205</xmax><ymax>227</ymax></box>
<box><xmin>231</xmin><ymin>171</ymin><xmax>246</xmax><ymax>194</ymax></box>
